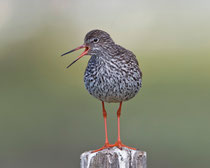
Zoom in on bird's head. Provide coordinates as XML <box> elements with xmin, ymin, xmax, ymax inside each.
<box><xmin>61</xmin><ymin>29</ymin><xmax>114</xmax><ymax>68</ymax></box>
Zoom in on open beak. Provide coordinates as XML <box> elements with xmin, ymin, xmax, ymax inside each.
<box><xmin>61</xmin><ymin>45</ymin><xmax>89</xmax><ymax>68</ymax></box>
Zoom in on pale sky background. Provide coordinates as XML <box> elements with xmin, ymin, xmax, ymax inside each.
<box><xmin>1</xmin><ymin>0</ymin><xmax>210</xmax><ymax>53</ymax></box>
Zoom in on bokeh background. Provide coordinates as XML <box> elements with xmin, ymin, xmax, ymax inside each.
<box><xmin>1</xmin><ymin>0</ymin><xmax>210</xmax><ymax>167</ymax></box>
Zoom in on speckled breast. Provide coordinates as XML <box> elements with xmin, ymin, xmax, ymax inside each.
<box><xmin>84</xmin><ymin>55</ymin><xmax>142</xmax><ymax>103</ymax></box>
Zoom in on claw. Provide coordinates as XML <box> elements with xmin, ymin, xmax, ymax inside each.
<box><xmin>112</xmin><ymin>141</ymin><xmax>136</xmax><ymax>150</ymax></box>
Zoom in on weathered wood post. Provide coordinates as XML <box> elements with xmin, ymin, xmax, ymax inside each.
<box><xmin>80</xmin><ymin>147</ymin><xmax>147</xmax><ymax>168</ymax></box>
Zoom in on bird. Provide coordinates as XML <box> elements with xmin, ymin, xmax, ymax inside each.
<box><xmin>61</xmin><ymin>29</ymin><xmax>142</xmax><ymax>152</ymax></box>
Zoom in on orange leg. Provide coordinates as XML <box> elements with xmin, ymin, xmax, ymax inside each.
<box><xmin>92</xmin><ymin>102</ymin><xmax>113</xmax><ymax>153</ymax></box>
<box><xmin>112</xmin><ymin>102</ymin><xmax>136</xmax><ymax>150</ymax></box>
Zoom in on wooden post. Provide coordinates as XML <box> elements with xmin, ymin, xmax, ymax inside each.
<box><xmin>80</xmin><ymin>147</ymin><xmax>147</xmax><ymax>168</ymax></box>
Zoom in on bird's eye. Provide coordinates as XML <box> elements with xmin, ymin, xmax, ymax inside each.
<box><xmin>93</xmin><ymin>38</ymin><xmax>99</xmax><ymax>43</ymax></box>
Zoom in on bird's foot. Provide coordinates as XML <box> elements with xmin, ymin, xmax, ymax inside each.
<box><xmin>91</xmin><ymin>142</ymin><xmax>114</xmax><ymax>153</ymax></box>
<box><xmin>91</xmin><ymin>141</ymin><xmax>136</xmax><ymax>153</ymax></box>
<box><xmin>111</xmin><ymin>140</ymin><xmax>136</xmax><ymax>150</ymax></box>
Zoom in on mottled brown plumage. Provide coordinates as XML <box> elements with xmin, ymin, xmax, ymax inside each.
<box><xmin>83</xmin><ymin>30</ymin><xmax>142</xmax><ymax>103</ymax></box>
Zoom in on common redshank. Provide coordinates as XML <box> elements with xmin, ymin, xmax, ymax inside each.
<box><xmin>62</xmin><ymin>30</ymin><xmax>142</xmax><ymax>152</ymax></box>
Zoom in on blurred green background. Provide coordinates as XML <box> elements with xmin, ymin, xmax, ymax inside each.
<box><xmin>1</xmin><ymin>0</ymin><xmax>210</xmax><ymax>167</ymax></box>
